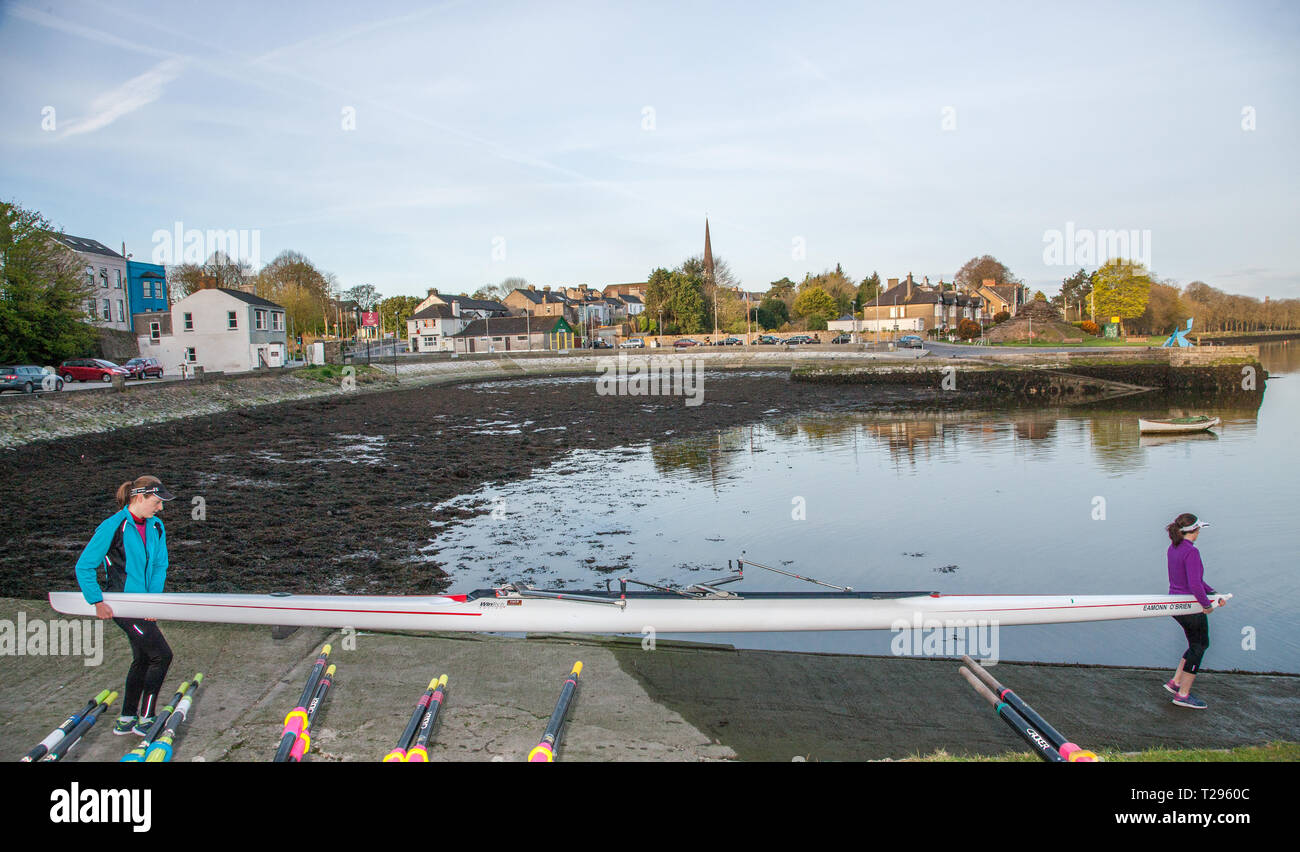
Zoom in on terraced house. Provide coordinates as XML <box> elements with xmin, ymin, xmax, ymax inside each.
<box><xmin>50</xmin><ymin>233</ymin><xmax>132</xmax><ymax>332</ymax></box>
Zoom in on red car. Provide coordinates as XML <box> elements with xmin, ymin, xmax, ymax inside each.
<box><xmin>673</xmin><ymin>338</ymin><xmax>700</xmax><ymax>348</ymax></box>
<box><xmin>59</xmin><ymin>358</ymin><xmax>130</xmax><ymax>383</ymax></box>
<box><xmin>122</xmin><ymin>357</ymin><xmax>164</xmax><ymax>379</ymax></box>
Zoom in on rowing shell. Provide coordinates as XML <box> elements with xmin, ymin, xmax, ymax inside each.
<box><xmin>47</xmin><ymin>589</ymin><xmax>1231</xmax><ymax>633</ymax></box>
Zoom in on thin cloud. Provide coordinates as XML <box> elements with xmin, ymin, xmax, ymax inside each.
<box><xmin>61</xmin><ymin>57</ymin><xmax>187</xmax><ymax>137</ymax></box>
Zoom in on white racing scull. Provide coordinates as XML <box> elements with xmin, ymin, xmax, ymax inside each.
<box><xmin>47</xmin><ymin>584</ymin><xmax>1231</xmax><ymax>633</ymax></box>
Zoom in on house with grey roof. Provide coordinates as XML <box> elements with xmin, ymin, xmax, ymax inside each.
<box><xmin>139</xmin><ymin>284</ymin><xmax>288</xmax><ymax>373</ymax></box>
<box><xmin>50</xmin><ymin>233</ymin><xmax>133</xmax><ymax>332</ymax></box>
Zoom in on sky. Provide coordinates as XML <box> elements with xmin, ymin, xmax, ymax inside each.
<box><xmin>2</xmin><ymin>0</ymin><xmax>1297</xmax><ymax>302</ymax></box>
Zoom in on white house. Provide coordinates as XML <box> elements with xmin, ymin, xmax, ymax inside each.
<box><xmin>138</xmin><ymin>286</ymin><xmax>288</xmax><ymax>373</ymax></box>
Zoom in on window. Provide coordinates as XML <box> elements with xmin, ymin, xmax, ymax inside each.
<box><xmin>150</xmin><ymin>322</ymin><xmax>161</xmax><ymax>341</ymax></box>
<box><xmin>116</xmin><ymin>300</ymin><xmax>124</xmax><ymax>323</ymax></box>
<box><xmin>102</xmin><ymin>299</ymin><xmax>110</xmax><ymax>320</ymax></box>
<box><xmin>100</xmin><ymin>268</ymin><xmax>108</xmax><ymax>288</ymax></box>
<box><xmin>227</xmin><ymin>311</ymin><xmax>238</xmax><ymax>330</ymax></box>
<box><xmin>86</xmin><ymin>270</ymin><xmax>94</xmax><ymax>288</ymax></box>
<box><xmin>185</xmin><ymin>348</ymin><xmax>196</xmax><ymax>362</ymax></box>
<box><xmin>272</xmin><ymin>312</ymin><xmax>283</xmax><ymax>331</ymax></box>
<box><xmin>114</xmin><ymin>269</ymin><xmax>122</xmax><ymax>289</ymax></box>
<box><xmin>255</xmin><ymin>309</ymin><xmax>267</xmax><ymax>330</ymax></box>
<box><xmin>183</xmin><ymin>312</ymin><xmax>193</xmax><ymax>331</ymax></box>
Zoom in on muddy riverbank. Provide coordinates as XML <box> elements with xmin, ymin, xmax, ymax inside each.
<box><xmin>0</xmin><ymin>372</ymin><xmax>934</xmax><ymax>599</ymax></box>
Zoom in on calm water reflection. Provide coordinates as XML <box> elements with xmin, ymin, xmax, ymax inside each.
<box><xmin>428</xmin><ymin>343</ymin><xmax>1299</xmax><ymax>671</ymax></box>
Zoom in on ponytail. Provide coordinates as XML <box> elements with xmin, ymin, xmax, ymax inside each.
<box><xmin>1167</xmin><ymin>512</ymin><xmax>1199</xmax><ymax>545</ymax></box>
<box><xmin>115</xmin><ymin>475</ymin><xmax>163</xmax><ymax>509</ymax></box>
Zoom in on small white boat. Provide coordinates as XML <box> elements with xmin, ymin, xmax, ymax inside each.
<box><xmin>1138</xmin><ymin>416</ymin><xmax>1220</xmax><ymax>433</ymax></box>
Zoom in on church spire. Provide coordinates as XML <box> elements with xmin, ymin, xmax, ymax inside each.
<box><xmin>703</xmin><ymin>218</ymin><xmax>715</xmax><ymax>284</ymax></box>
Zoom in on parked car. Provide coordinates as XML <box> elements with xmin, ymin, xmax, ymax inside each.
<box><xmin>0</xmin><ymin>365</ymin><xmax>63</xmax><ymax>394</ymax></box>
<box><xmin>59</xmin><ymin>358</ymin><xmax>130</xmax><ymax>382</ymax></box>
<box><xmin>589</xmin><ymin>339</ymin><xmax>613</xmax><ymax>349</ymax></box>
<box><xmin>830</xmin><ymin>333</ymin><xmax>853</xmax><ymax>344</ymax></box>
<box><xmin>620</xmin><ymin>338</ymin><xmax>645</xmax><ymax>349</ymax></box>
<box><xmin>719</xmin><ymin>336</ymin><xmax>744</xmax><ymax>346</ymax></box>
<box><xmin>673</xmin><ymin>338</ymin><xmax>700</xmax><ymax>348</ymax></box>
<box><xmin>122</xmin><ymin>357</ymin><xmax>165</xmax><ymax>379</ymax></box>
<box><xmin>754</xmin><ymin>334</ymin><xmax>782</xmax><ymax>345</ymax></box>
<box><xmin>783</xmin><ymin>335</ymin><xmax>816</xmax><ymax>345</ymax></box>
<box><xmin>896</xmin><ymin>335</ymin><xmax>924</xmax><ymax>349</ymax></box>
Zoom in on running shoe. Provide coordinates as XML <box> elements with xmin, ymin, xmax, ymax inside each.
<box><xmin>1172</xmin><ymin>693</ymin><xmax>1207</xmax><ymax>709</ymax></box>
<box><xmin>131</xmin><ymin>717</ymin><xmax>156</xmax><ymax>736</ymax></box>
<box><xmin>112</xmin><ymin>715</ymin><xmax>138</xmax><ymax>735</ymax></box>
<box><xmin>1163</xmin><ymin>679</ymin><xmax>1179</xmax><ymax>695</ymax></box>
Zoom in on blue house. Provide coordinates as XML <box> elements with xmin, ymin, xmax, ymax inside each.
<box><xmin>126</xmin><ymin>261</ymin><xmax>169</xmax><ymax>331</ymax></box>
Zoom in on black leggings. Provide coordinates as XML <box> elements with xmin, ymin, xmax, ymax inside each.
<box><xmin>1173</xmin><ymin>612</ymin><xmax>1210</xmax><ymax>674</ymax></box>
<box><xmin>114</xmin><ymin>618</ymin><xmax>173</xmax><ymax>718</ymax></box>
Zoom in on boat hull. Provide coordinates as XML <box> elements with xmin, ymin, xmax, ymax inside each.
<box><xmin>1138</xmin><ymin>417</ymin><xmax>1220</xmax><ymax>433</ymax></box>
<box><xmin>47</xmin><ymin>590</ymin><xmax>1229</xmax><ymax>633</ymax></box>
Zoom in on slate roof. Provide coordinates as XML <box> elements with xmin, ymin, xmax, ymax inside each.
<box><xmin>50</xmin><ymin>233</ymin><xmax>123</xmax><ymax>258</ymax></box>
<box><xmin>412</xmin><ymin>303</ymin><xmax>456</xmax><ymax>320</ymax></box>
<box><xmin>452</xmin><ymin>315</ymin><xmax>567</xmax><ymax>337</ymax></box>
<box><xmin>214</xmin><ymin>288</ymin><xmax>284</xmax><ymax>309</ymax></box>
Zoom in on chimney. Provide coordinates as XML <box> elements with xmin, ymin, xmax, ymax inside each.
<box><xmin>451</xmin><ymin>300</ymin><xmax>460</xmax><ymax>317</ymax></box>
<box><xmin>981</xmin><ymin>278</ymin><xmax>995</xmax><ymax>288</ymax></box>
<box><xmin>887</xmin><ymin>278</ymin><xmax>898</xmax><ymax>291</ymax></box>
<box><xmin>528</xmin><ymin>284</ymin><xmax>535</xmax><ymax>291</ymax></box>
<box><xmin>906</xmin><ymin>274</ymin><xmax>913</xmax><ymax>301</ymax></box>
<box><xmin>428</xmin><ymin>287</ymin><xmax>438</xmax><ymax>296</ymax></box>
<box><xmin>543</xmin><ymin>285</ymin><xmax>551</xmax><ymax>292</ymax></box>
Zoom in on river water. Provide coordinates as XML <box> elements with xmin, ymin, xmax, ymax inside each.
<box><xmin>427</xmin><ymin>343</ymin><xmax>1300</xmax><ymax>672</ymax></box>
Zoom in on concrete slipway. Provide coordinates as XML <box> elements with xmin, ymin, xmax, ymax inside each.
<box><xmin>1</xmin><ymin>597</ymin><xmax>1296</xmax><ymax>762</ymax></box>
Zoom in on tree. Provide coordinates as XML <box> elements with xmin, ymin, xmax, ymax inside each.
<box><xmin>792</xmin><ymin>286</ymin><xmax>838</xmax><ymax>323</ymax></box>
<box><xmin>758</xmin><ymin>297</ymin><xmax>789</xmax><ymax>329</ymax></box>
<box><xmin>1135</xmin><ymin>281</ymin><xmax>1185</xmax><ymax>336</ymax></box>
<box><xmin>379</xmin><ymin>294</ymin><xmax>422</xmax><ymax>338</ymax></box>
<box><xmin>1091</xmin><ymin>259</ymin><xmax>1153</xmax><ymax>334</ymax></box>
<box><xmin>800</xmin><ymin>267</ymin><xmax>855</xmax><ymax>317</ymax></box>
<box><xmin>345</xmin><ymin>283</ymin><xmax>382</xmax><ymax>310</ymax></box>
<box><xmin>857</xmin><ymin>271</ymin><xmax>881</xmax><ymax>309</ymax></box>
<box><xmin>473</xmin><ymin>277</ymin><xmax>525</xmax><ymax>301</ymax></box>
<box><xmin>0</xmin><ymin>201</ymin><xmax>98</xmax><ymax>363</ymax></box>
<box><xmin>256</xmin><ymin>250</ymin><xmax>332</xmax><ymax>336</ymax></box>
<box><xmin>1055</xmin><ymin>268</ymin><xmax>1093</xmax><ymax>322</ymax></box>
<box><xmin>767</xmin><ymin>277</ymin><xmax>796</xmax><ymax>299</ymax></box>
<box><xmin>954</xmin><ymin>255</ymin><xmax>1019</xmax><ymax>290</ymax></box>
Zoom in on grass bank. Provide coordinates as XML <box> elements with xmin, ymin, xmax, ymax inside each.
<box><xmin>906</xmin><ymin>740</ymin><xmax>1299</xmax><ymax>762</ymax></box>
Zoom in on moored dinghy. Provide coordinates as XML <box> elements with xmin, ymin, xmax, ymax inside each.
<box><xmin>1138</xmin><ymin>415</ymin><xmax>1220</xmax><ymax>433</ymax></box>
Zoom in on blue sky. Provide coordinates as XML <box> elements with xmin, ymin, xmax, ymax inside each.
<box><xmin>2</xmin><ymin>0</ymin><xmax>1297</xmax><ymax>301</ymax></box>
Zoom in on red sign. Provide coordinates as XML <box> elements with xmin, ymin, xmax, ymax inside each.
<box><xmin>361</xmin><ymin>311</ymin><xmax>379</xmax><ymax>327</ymax></box>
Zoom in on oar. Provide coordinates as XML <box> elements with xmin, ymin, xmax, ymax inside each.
<box><xmin>145</xmin><ymin>673</ymin><xmax>204</xmax><ymax>762</ymax></box>
<box><xmin>961</xmin><ymin>656</ymin><xmax>1097</xmax><ymax>762</ymax></box>
<box><xmin>288</xmin><ymin>664</ymin><xmax>336</xmax><ymax>763</ymax></box>
<box><xmin>959</xmin><ymin>667</ymin><xmax>1065</xmax><ymax>763</ymax></box>
<box><xmin>528</xmin><ymin>662</ymin><xmax>582</xmax><ymax>762</ymax></box>
<box><xmin>384</xmin><ymin>677</ymin><xmax>440</xmax><ymax>762</ymax></box>
<box><xmin>122</xmin><ymin>679</ymin><xmax>191</xmax><ymax>762</ymax></box>
<box><xmin>40</xmin><ymin>691</ymin><xmax>119</xmax><ymax>761</ymax></box>
<box><xmin>406</xmin><ymin>675</ymin><xmax>448</xmax><ymax>763</ymax></box>
<box><xmin>21</xmin><ymin>689</ymin><xmax>111</xmax><ymax>762</ymax></box>
<box><xmin>274</xmin><ymin>644</ymin><xmax>331</xmax><ymax>762</ymax></box>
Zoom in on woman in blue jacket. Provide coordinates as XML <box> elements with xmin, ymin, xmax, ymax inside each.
<box><xmin>76</xmin><ymin>475</ymin><xmax>175</xmax><ymax>735</ymax></box>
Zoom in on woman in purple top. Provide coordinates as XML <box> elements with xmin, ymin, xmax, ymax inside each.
<box><xmin>1164</xmin><ymin>513</ymin><xmax>1226</xmax><ymax>709</ymax></box>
